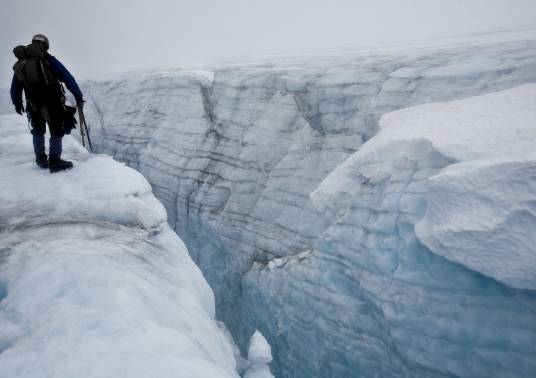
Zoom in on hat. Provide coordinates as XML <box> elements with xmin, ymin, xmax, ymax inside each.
<box><xmin>32</xmin><ymin>34</ymin><xmax>49</xmax><ymax>49</ymax></box>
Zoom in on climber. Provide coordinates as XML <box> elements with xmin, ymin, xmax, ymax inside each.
<box><xmin>10</xmin><ymin>34</ymin><xmax>84</xmax><ymax>173</ymax></box>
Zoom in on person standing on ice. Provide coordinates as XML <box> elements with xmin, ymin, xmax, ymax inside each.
<box><xmin>10</xmin><ymin>34</ymin><xmax>84</xmax><ymax>173</ymax></box>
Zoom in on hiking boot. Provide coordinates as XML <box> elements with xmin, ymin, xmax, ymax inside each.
<box><xmin>49</xmin><ymin>156</ymin><xmax>73</xmax><ymax>173</ymax></box>
<box><xmin>35</xmin><ymin>153</ymin><xmax>48</xmax><ymax>169</ymax></box>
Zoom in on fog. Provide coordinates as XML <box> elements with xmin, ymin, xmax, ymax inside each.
<box><xmin>2</xmin><ymin>0</ymin><xmax>536</xmax><ymax>84</ymax></box>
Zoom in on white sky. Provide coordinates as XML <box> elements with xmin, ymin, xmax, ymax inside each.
<box><xmin>2</xmin><ymin>0</ymin><xmax>536</xmax><ymax>83</ymax></box>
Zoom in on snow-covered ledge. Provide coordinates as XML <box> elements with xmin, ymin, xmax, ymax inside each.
<box><xmin>314</xmin><ymin>84</ymin><xmax>536</xmax><ymax>290</ymax></box>
<box><xmin>0</xmin><ymin>114</ymin><xmax>239</xmax><ymax>378</ymax></box>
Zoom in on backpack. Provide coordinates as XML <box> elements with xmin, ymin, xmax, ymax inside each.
<box><xmin>12</xmin><ymin>43</ymin><xmax>63</xmax><ymax>106</ymax></box>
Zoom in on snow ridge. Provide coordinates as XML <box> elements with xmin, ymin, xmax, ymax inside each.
<box><xmin>0</xmin><ymin>115</ymin><xmax>238</xmax><ymax>378</ymax></box>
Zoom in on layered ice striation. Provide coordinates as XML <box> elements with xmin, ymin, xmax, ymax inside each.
<box><xmin>0</xmin><ymin>115</ymin><xmax>239</xmax><ymax>378</ymax></box>
<box><xmin>81</xmin><ymin>35</ymin><xmax>536</xmax><ymax>377</ymax></box>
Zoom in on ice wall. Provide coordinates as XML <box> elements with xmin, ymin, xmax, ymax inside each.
<box><xmin>82</xmin><ymin>37</ymin><xmax>536</xmax><ymax>377</ymax></box>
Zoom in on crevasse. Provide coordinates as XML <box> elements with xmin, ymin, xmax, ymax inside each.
<box><xmin>82</xmin><ymin>37</ymin><xmax>536</xmax><ymax>377</ymax></box>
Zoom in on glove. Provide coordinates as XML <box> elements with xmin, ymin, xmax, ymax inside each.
<box><xmin>76</xmin><ymin>99</ymin><xmax>85</xmax><ymax>109</ymax></box>
<box><xmin>15</xmin><ymin>104</ymin><xmax>25</xmax><ymax>115</ymax></box>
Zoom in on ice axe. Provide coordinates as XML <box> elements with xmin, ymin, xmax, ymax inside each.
<box><xmin>77</xmin><ymin>104</ymin><xmax>93</xmax><ymax>151</ymax></box>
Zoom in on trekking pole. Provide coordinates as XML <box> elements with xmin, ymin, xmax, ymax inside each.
<box><xmin>81</xmin><ymin>109</ymin><xmax>93</xmax><ymax>151</ymax></box>
<box><xmin>77</xmin><ymin>105</ymin><xmax>86</xmax><ymax>147</ymax></box>
<box><xmin>77</xmin><ymin>105</ymin><xmax>93</xmax><ymax>151</ymax></box>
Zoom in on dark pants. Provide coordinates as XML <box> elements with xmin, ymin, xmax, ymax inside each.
<box><xmin>28</xmin><ymin>103</ymin><xmax>65</xmax><ymax>159</ymax></box>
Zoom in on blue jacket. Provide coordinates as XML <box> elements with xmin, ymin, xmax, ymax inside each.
<box><xmin>10</xmin><ymin>54</ymin><xmax>83</xmax><ymax>108</ymax></box>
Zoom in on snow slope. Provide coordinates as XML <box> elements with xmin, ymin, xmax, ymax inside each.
<box><xmin>78</xmin><ymin>34</ymin><xmax>536</xmax><ymax>378</ymax></box>
<box><xmin>0</xmin><ymin>114</ymin><xmax>239</xmax><ymax>378</ymax></box>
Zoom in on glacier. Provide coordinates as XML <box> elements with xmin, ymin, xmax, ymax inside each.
<box><xmin>4</xmin><ymin>32</ymin><xmax>536</xmax><ymax>377</ymax></box>
<box><xmin>0</xmin><ymin>115</ymin><xmax>240</xmax><ymax>378</ymax></box>
<box><xmin>79</xmin><ymin>35</ymin><xmax>536</xmax><ymax>377</ymax></box>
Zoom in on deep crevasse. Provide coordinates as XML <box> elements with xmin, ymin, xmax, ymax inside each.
<box><xmin>81</xmin><ymin>36</ymin><xmax>536</xmax><ymax>377</ymax></box>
